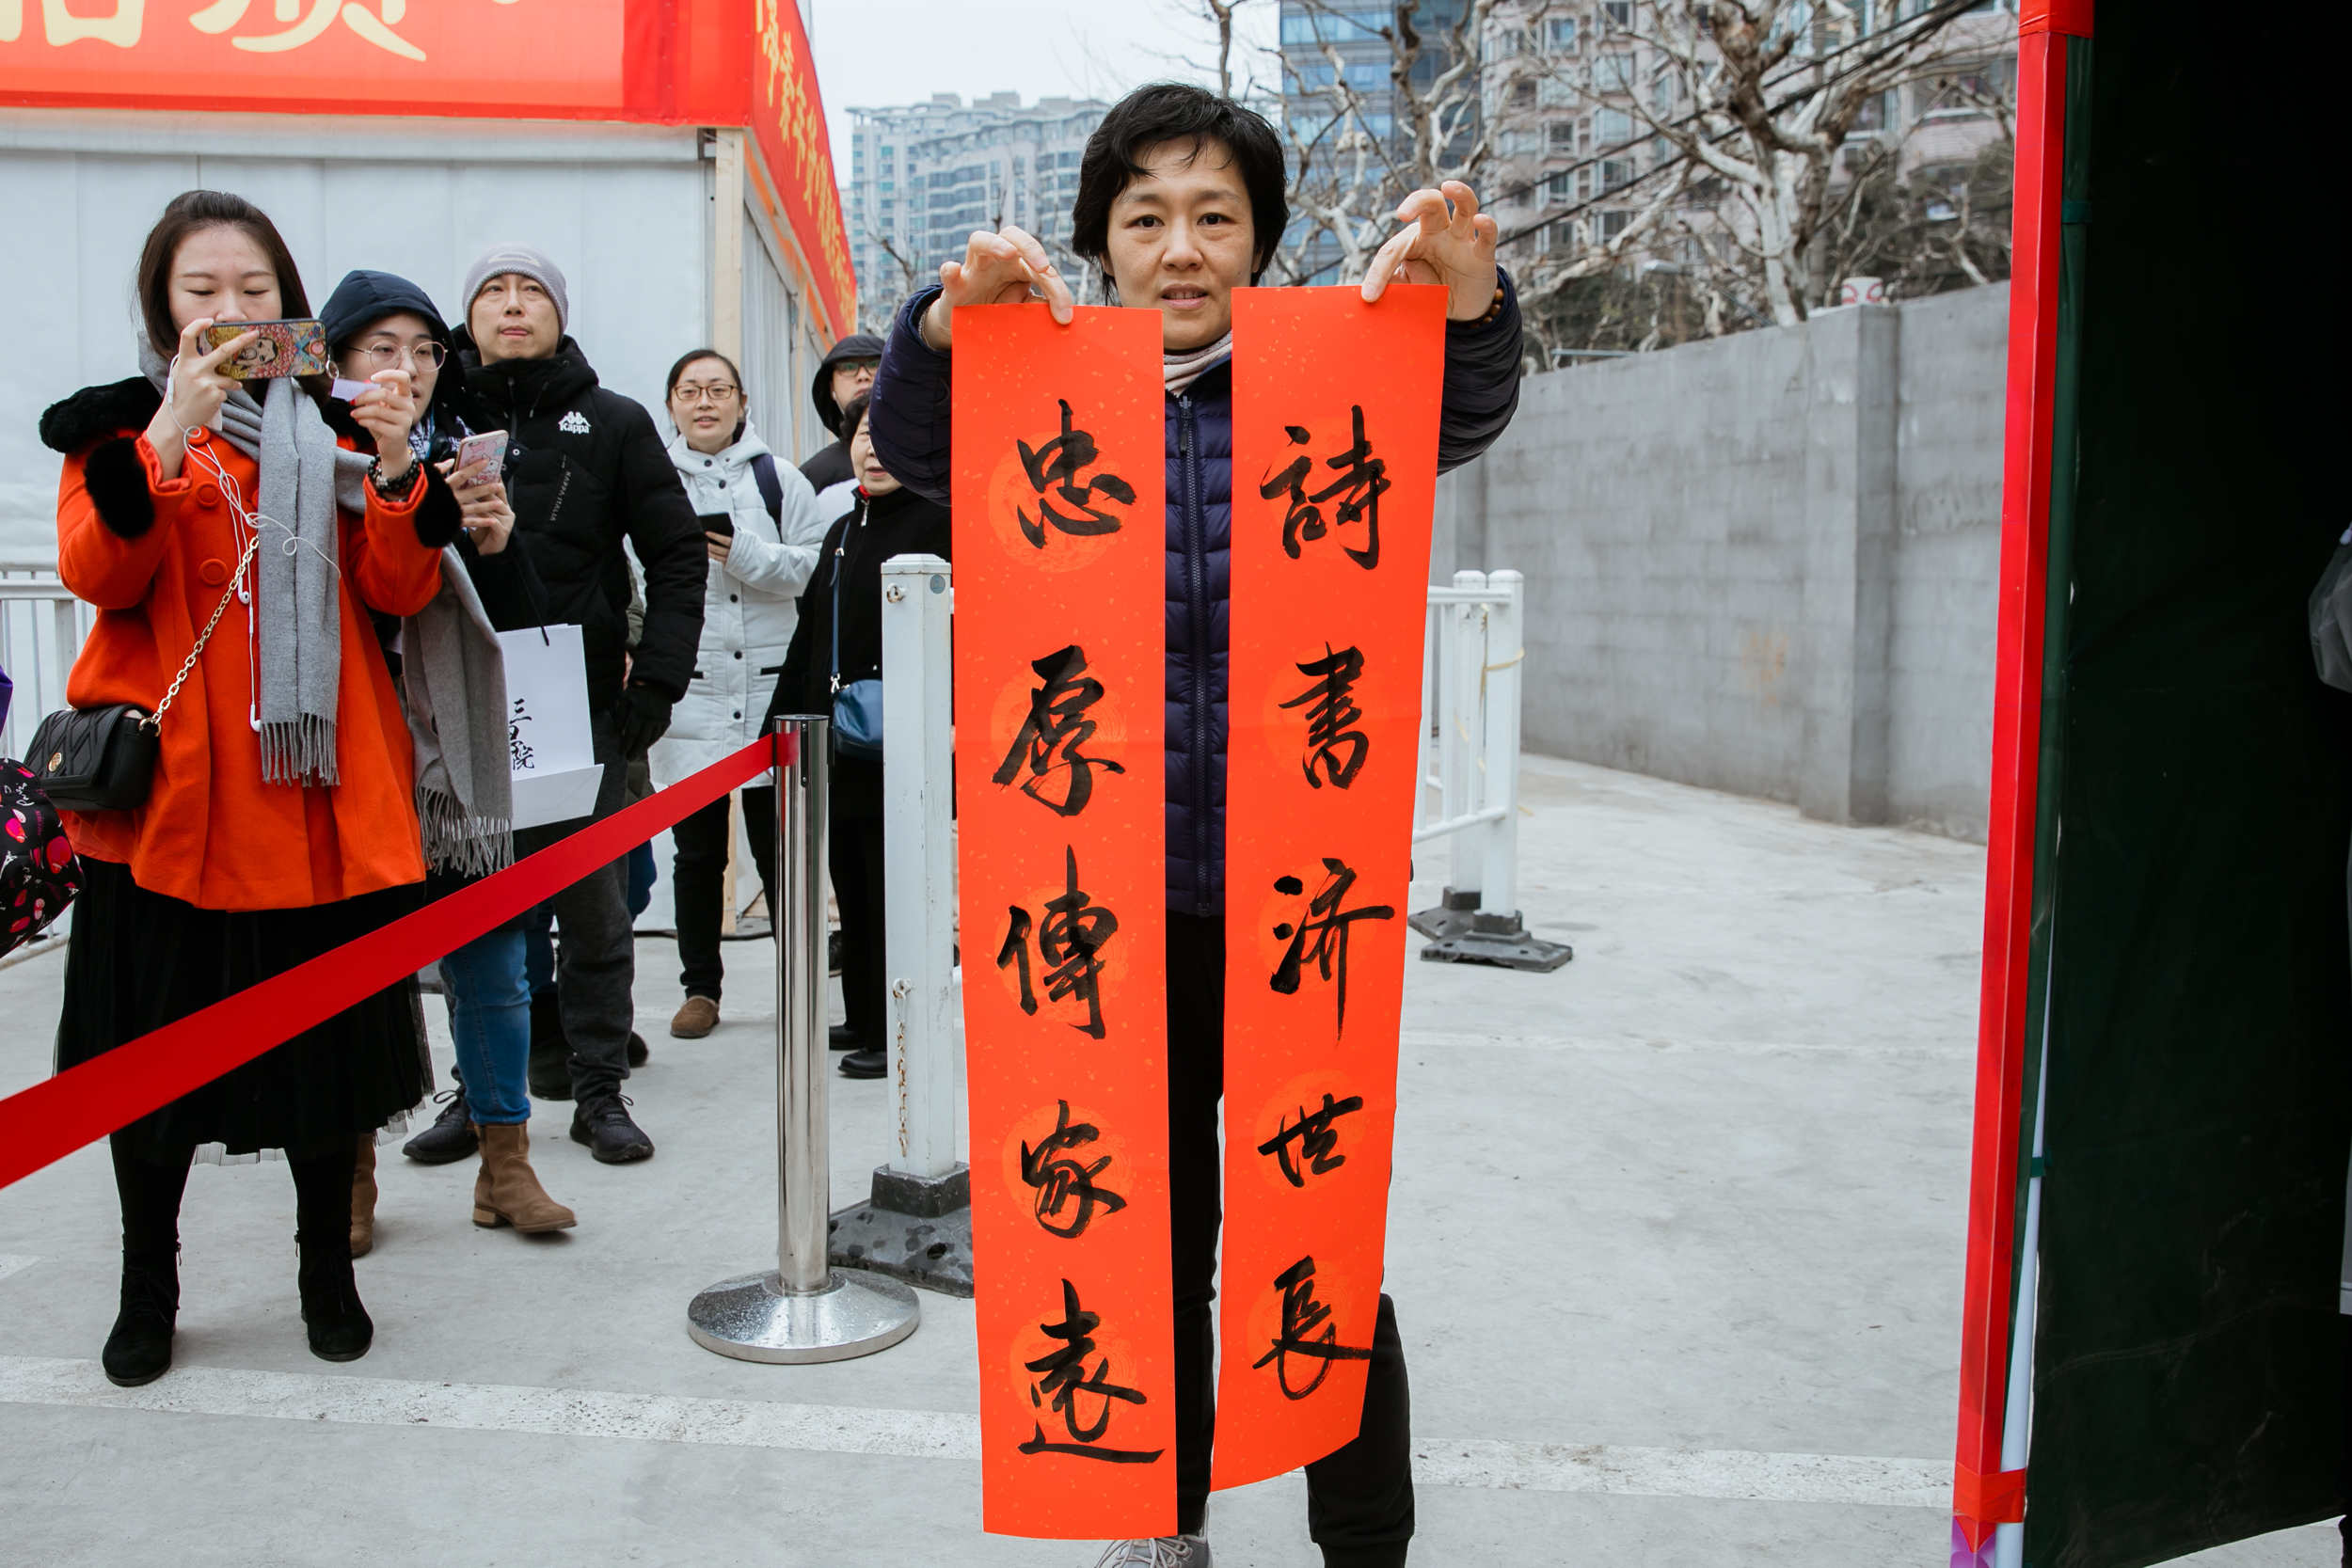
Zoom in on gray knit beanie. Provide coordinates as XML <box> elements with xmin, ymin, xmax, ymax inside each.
<box><xmin>461</xmin><ymin>243</ymin><xmax>569</xmax><ymax>334</ymax></box>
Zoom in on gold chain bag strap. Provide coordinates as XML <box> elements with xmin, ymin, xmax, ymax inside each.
<box><xmin>28</xmin><ymin>527</ymin><xmax>266</xmax><ymax>813</ymax></box>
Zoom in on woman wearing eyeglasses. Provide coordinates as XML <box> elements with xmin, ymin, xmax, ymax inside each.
<box><xmin>316</xmin><ymin>270</ymin><xmax>577</xmax><ymax>1251</ymax></box>
<box><xmin>652</xmin><ymin>349</ymin><xmax>828</xmax><ymax>1040</ymax></box>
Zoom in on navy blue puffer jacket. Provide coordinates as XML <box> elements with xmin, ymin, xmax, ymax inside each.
<box><xmin>867</xmin><ymin>275</ymin><xmax>1525</xmax><ymax>915</ymax></box>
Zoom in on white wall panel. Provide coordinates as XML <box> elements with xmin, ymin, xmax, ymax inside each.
<box><xmin>740</xmin><ymin>213</ymin><xmax>798</xmax><ymax>461</ymax></box>
<box><xmin>3</xmin><ymin>121</ymin><xmax>712</xmax><ymax>567</ymax></box>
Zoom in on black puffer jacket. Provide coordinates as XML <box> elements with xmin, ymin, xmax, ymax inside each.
<box><xmin>768</xmin><ymin>483</ymin><xmax>951</xmax><ymax>817</ymax></box>
<box><xmin>446</xmin><ymin>331</ymin><xmax>704</xmax><ymax>709</ymax></box>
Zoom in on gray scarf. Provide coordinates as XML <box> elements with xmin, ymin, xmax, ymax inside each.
<box><xmin>400</xmin><ymin>550</ymin><xmax>514</xmax><ymax>877</ymax></box>
<box><xmin>142</xmin><ymin>344</ymin><xmax>369</xmax><ymax>784</ymax></box>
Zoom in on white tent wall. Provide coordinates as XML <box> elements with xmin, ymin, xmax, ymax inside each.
<box><xmin>0</xmin><ymin>108</ymin><xmax>836</xmax><ymax>569</ymax></box>
<box><xmin>740</xmin><ymin>210</ymin><xmax>803</xmax><ymax>463</ymax></box>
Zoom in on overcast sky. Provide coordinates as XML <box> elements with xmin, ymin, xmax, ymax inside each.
<box><xmin>808</xmin><ymin>0</ymin><xmax>1282</xmax><ymax>168</ymax></box>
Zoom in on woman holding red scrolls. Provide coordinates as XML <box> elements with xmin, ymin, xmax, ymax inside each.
<box><xmin>38</xmin><ymin>191</ymin><xmax>460</xmax><ymax>1387</ymax></box>
<box><xmin>866</xmin><ymin>83</ymin><xmax>1521</xmax><ymax>1568</ymax></box>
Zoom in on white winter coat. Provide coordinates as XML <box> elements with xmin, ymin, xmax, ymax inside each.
<box><xmin>649</xmin><ymin>425</ymin><xmax>830</xmax><ymax>788</ymax></box>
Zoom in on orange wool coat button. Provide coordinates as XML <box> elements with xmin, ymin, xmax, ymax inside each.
<box><xmin>199</xmin><ymin>558</ymin><xmax>229</xmax><ymax>585</ymax></box>
<box><xmin>195</xmin><ymin>483</ymin><xmax>223</xmax><ymax>510</ymax></box>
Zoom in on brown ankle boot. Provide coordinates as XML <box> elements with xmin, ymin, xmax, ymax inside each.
<box><xmin>350</xmin><ymin>1135</ymin><xmax>378</xmax><ymax>1259</ymax></box>
<box><xmin>472</xmin><ymin>1123</ymin><xmax>578</xmax><ymax>1233</ymax></box>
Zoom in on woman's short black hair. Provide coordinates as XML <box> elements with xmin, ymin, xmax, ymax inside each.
<box><xmin>836</xmin><ymin>391</ymin><xmax>871</xmax><ymax>441</ymax></box>
<box><xmin>1068</xmin><ymin>83</ymin><xmax>1289</xmax><ymax>289</ymax></box>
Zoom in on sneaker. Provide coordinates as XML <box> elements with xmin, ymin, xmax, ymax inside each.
<box><xmin>1093</xmin><ymin>1540</ymin><xmax>1211</xmax><ymax>1568</ymax></box>
<box><xmin>838</xmin><ymin>1046</ymin><xmax>886</xmax><ymax>1080</ymax></box>
<box><xmin>401</xmin><ymin>1089</ymin><xmax>478</xmax><ymax>1164</ymax></box>
<box><xmin>569</xmin><ymin>1090</ymin><xmax>655</xmax><ymax>1164</ymax></box>
<box><xmin>670</xmin><ymin>996</ymin><xmax>719</xmax><ymax>1038</ymax></box>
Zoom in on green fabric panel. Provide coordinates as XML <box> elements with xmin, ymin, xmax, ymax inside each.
<box><xmin>2023</xmin><ymin>4</ymin><xmax>2352</xmax><ymax>1563</ymax></box>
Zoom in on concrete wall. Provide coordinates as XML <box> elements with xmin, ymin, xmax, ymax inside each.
<box><xmin>1441</xmin><ymin>282</ymin><xmax>2006</xmax><ymax>841</ymax></box>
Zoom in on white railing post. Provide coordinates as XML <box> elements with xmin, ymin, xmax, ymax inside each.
<box><xmin>879</xmin><ymin>553</ymin><xmax>960</xmax><ymax>1181</ymax></box>
<box><xmin>831</xmin><ymin>553</ymin><xmax>970</xmax><ymax>1295</ymax></box>
<box><xmin>1446</xmin><ymin>569</ymin><xmax>1487</xmax><ymax>901</ymax></box>
<box><xmin>1480</xmin><ymin>570</ymin><xmax>1525</xmax><ymax>921</ymax></box>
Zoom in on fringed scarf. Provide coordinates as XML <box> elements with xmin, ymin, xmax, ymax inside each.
<box><xmin>142</xmin><ymin>344</ymin><xmax>368</xmax><ymax>785</ymax></box>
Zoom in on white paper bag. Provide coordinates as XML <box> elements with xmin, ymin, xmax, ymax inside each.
<box><xmin>498</xmin><ymin>625</ymin><xmax>604</xmax><ymax>831</ymax></box>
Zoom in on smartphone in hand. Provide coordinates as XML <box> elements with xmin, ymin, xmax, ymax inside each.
<box><xmin>201</xmin><ymin>319</ymin><xmax>329</xmax><ymax>380</ymax></box>
<box><xmin>454</xmin><ymin>429</ymin><xmax>508</xmax><ymax>482</ymax></box>
<box><xmin>702</xmin><ymin>515</ymin><xmax>736</xmax><ymax>539</ymax></box>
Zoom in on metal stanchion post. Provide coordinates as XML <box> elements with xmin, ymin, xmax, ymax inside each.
<box><xmin>687</xmin><ymin>715</ymin><xmax>921</xmax><ymax>1362</ymax></box>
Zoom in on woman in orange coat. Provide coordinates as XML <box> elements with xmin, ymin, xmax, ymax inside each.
<box><xmin>42</xmin><ymin>191</ymin><xmax>459</xmax><ymax>1388</ymax></box>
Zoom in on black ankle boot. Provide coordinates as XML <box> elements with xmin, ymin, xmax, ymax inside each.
<box><xmin>102</xmin><ymin>1250</ymin><xmax>179</xmax><ymax>1387</ymax></box>
<box><xmin>297</xmin><ymin>1240</ymin><xmax>373</xmax><ymax>1363</ymax></box>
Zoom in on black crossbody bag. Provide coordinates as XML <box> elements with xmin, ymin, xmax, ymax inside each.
<box><xmin>29</xmin><ymin>528</ymin><xmax>262</xmax><ymax>812</ymax></box>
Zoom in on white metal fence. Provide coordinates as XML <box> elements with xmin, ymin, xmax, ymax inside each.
<box><xmin>862</xmin><ymin>559</ymin><xmax>1557</xmax><ymax>1203</ymax></box>
<box><xmin>0</xmin><ymin>573</ymin><xmax>91</xmax><ymax>955</ymax></box>
<box><xmin>0</xmin><ymin>574</ymin><xmax>91</xmax><ymax>766</ymax></box>
<box><xmin>1416</xmin><ymin>568</ymin><xmax>1526</xmax><ymax>915</ymax></box>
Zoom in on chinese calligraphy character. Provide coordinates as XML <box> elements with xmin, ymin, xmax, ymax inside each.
<box><xmin>1016</xmin><ymin>1278</ymin><xmax>1166</xmax><ymax>1464</ymax></box>
<box><xmin>997</xmin><ymin>847</ymin><xmax>1121</xmax><ymax>1039</ymax></box>
<box><xmin>1020</xmin><ymin>1101</ymin><xmax>1128</xmax><ymax>1239</ymax></box>
<box><xmin>1255</xmin><ymin>1092</ymin><xmax>1367</xmax><ymax>1188</ymax></box>
<box><xmin>1249</xmin><ymin>1256</ymin><xmax>1373</xmax><ymax>1401</ymax></box>
<box><xmin>1258</xmin><ymin>406</ymin><xmax>1390</xmax><ymax>570</ymax></box>
<box><xmin>1016</xmin><ymin>399</ymin><xmax>1135</xmax><ymax>548</ymax></box>
<box><xmin>992</xmin><ymin>644</ymin><xmax>1125</xmax><ymax>816</ymax></box>
<box><xmin>507</xmin><ymin>697</ymin><xmax>536</xmax><ymax>772</ymax></box>
<box><xmin>1269</xmin><ymin>859</ymin><xmax>1395</xmax><ymax>1034</ymax></box>
<box><xmin>189</xmin><ymin>0</ymin><xmax>426</xmax><ymax>59</ymax></box>
<box><xmin>1279</xmin><ymin>642</ymin><xmax>1370</xmax><ymax>789</ymax></box>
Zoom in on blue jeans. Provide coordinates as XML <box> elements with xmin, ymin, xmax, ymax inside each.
<box><xmin>441</xmin><ymin>926</ymin><xmax>532</xmax><ymax>1125</ymax></box>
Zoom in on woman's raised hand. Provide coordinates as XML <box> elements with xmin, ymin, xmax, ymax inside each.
<box><xmin>918</xmin><ymin>224</ymin><xmax>1074</xmax><ymax>350</ymax></box>
<box><xmin>1360</xmin><ymin>181</ymin><xmax>1503</xmax><ymax>322</ymax></box>
<box><xmin>440</xmin><ymin>456</ymin><xmax>515</xmax><ymax>554</ymax></box>
<box><xmin>347</xmin><ymin>369</ymin><xmax>419</xmax><ymax>479</ymax></box>
<box><xmin>144</xmin><ymin>317</ymin><xmax>260</xmax><ymax>479</ymax></box>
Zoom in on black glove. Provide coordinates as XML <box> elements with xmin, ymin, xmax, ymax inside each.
<box><xmin>619</xmin><ymin>681</ymin><xmax>675</xmax><ymax>761</ymax></box>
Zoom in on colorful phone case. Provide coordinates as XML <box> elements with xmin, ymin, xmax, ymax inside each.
<box><xmin>203</xmin><ymin>320</ymin><xmax>330</xmax><ymax>380</ymax></box>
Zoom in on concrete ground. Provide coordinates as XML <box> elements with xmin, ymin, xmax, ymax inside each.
<box><xmin>0</xmin><ymin>754</ymin><xmax>2332</xmax><ymax>1566</ymax></box>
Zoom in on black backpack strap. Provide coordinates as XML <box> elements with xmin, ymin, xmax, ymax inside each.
<box><xmin>752</xmin><ymin>451</ymin><xmax>784</xmax><ymax>524</ymax></box>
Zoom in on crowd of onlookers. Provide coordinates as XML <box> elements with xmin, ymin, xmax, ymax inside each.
<box><xmin>42</xmin><ymin>190</ymin><xmax>931</xmax><ymax>1390</ymax></box>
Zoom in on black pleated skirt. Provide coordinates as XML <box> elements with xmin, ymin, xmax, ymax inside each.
<box><xmin>55</xmin><ymin>858</ymin><xmax>427</xmax><ymax>1163</ymax></box>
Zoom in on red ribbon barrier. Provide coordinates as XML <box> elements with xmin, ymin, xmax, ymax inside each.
<box><xmin>0</xmin><ymin>733</ymin><xmax>783</xmax><ymax>1193</ymax></box>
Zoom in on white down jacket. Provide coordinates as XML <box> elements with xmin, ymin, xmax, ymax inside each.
<box><xmin>649</xmin><ymin>425</ymin><xmax>830</xmax><ymax>787</ymax></box>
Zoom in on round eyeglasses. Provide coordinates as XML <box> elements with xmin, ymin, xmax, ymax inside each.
<box><xmin>356</xmin><ymin>341</ymin><xmax>448</xmax><ymax>370</ymax></box>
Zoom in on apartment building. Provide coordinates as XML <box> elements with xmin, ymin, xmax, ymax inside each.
<box><xmin>1478</xmin><ymin>0</ymin><xmax>2020</xmax><ymax>264</ymax></box>
<box><xmin>1276</xmin><ymin>1</ymin><xmax>2016</xmax><ymax>288</ymax></box>
<box><xmin>841</xmin><ymin>92</ymin><xmax>1108</xmax><ymax>330</ymax></box>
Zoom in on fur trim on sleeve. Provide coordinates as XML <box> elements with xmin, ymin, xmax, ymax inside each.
<box><xmin>412</xmin><ymin>458</ymin><xmax>465</xmax><ymax>548</ymax></box>
<box><xmin>40</xmin><ymin>377</ymin><xmax>163</xmax><ymax>456</ymax></box>
<box><xmin>83</xmin><ymin>437</ymin><xmax>155</xmax><ymax>540</ymax></box>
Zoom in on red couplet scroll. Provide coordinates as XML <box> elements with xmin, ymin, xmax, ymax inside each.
<box><xmin>1214</xmin><ymin>284</ymin><xmax>1449</xmax><ymax>1488</ymax></box>
<box><xmin>953</xmin><ymin>304</ymin><xmax>1174</xmax><ymax>1538</ymax></box>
